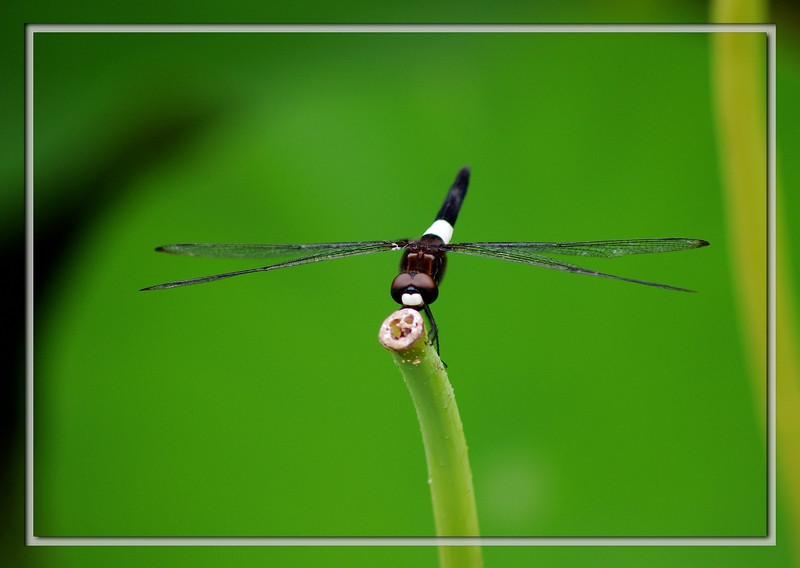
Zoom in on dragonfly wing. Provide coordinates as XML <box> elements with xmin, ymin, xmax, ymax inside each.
<box><xmin>142</xmin><ymin>240</ymin><xmax>407</xmax><ymax>290</ymax></box>
<box><xmin>446</xmin><ymin>244</ymin><xmax>699</xmax><ymax>292</ymax></box>
<box><xmin>156</xmin><ymin>241</ymin><xmax>408</xmax><ymax>259</ymax></box>
<box><xmin>450</xmin><ymin>238</ymin><xmax>709</xmax><ymax>259</ymax></box>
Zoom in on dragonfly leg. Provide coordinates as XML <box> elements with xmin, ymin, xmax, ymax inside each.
<box><xmin>421</xmin><ymin>304</ymin><xmax>441</xmax><ymax>354</ymax></box>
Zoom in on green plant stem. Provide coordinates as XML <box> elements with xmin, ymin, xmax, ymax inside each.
<box><xmin>710</xmin><ymin>0</ymin><xmax>768</xmax><ymax>419</ymax></box>
<box><xmin>711</xmin><ymin>1</ymin><xmax>797</xmax><ymax>559</ymax></box>
<box><xmin>710</xmin><ymin>0</ymin><xmax>789</xmax><ymax>551</ymax></box>
<box><xmin>379</xmin><ymin>309</ymin><xmax>482</xmax><ymax>568</ymax></box>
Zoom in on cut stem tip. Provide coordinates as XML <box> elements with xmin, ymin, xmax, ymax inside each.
<box><xmin>378</xmin><ymin>308</ymin><xmax>426</xmax><ymax>352</ymax></box>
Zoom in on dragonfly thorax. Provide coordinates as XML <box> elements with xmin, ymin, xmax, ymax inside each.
<box><xmin>390</xmin><ymin>236</ymin><xmax>448</xmax><ymax>308</ymax></box>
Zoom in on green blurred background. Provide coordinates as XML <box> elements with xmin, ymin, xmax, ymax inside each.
<box><xmin>5</xmin><ymin>1</ymin><xmax>798</xmax><ymax>567</ymax></box>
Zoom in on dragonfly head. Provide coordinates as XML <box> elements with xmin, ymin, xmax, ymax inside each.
<box><xmin>391</xmin><ymin>272</ymin><xmax>438</xmax><ymax>308</ymax></box>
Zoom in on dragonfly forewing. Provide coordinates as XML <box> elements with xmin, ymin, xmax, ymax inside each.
<box><xmin>446</xmin><ymin>243</ymin><xmax>705</xmax><ymax>292</ymax></box>
<box><xmin>142</xmin><ymin>241</ymin><xmax>406</xmax><ymax>290</ymax></box>
<box><xmin>448</xmin><ymin>238</ymin><xmax>709</xmax><ymax>259</ymax></box>
<box><xmin>157</xmin><ymin>241</ymin><xmax>406</xmax><ymax>259</ymax></box>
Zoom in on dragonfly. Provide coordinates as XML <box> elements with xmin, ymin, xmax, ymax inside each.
<box><xmin>142</xmin><ymin>166</ymin><xmax>709</xmax><ymax>353</ymax></box>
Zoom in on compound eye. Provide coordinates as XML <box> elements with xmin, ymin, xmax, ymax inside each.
<box><xmin>390</xmin><ymin>273</ymin><xmax>438</xmax><ymax>306</ymax></box>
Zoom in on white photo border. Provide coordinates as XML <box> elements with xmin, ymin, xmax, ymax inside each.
<box><xmin>25</xmin><ymin>22</ymin><xmax>776</xmax><ymax>547</ymax></box>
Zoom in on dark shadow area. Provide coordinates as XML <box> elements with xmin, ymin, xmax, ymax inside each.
<box><xmin>4</xmin><ymin>98</ymin><xmax>226</xmax><ymax>556</ymax></box>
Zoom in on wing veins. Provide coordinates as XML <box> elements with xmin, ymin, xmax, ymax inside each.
<box><xmin>142</xmin><ymin>241</ymin><xmax>405</xmax><ymax>290</ymax></box>
<box><xmin>447</xmin><ymin>238</ymin><xmax>709</xmax><ymax>259</ymax></box>
<box><xmin>156</xmin><ymin>240</ymin><xmax>405</xmax><ymax>259</ymax></box>
<box><xmin>447</xmin><ymin>245</ymin><xmax>697</xmax><ymax>292</ymax></box>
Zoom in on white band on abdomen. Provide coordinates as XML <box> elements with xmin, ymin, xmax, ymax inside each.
<box><xmin>423</xmin><ymin>219</ymin><xmax>454</xmax><ymax>244</ymax></box>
